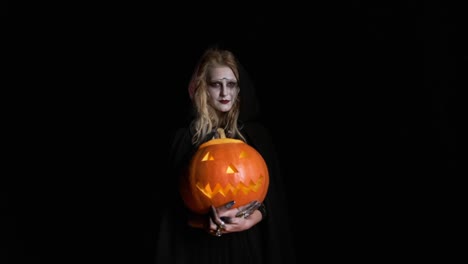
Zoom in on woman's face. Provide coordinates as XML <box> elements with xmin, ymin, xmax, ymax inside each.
<box><xmin>207</xmin><ymin>66</ymin><xmax>239</xmax><ymax>113</ymax></box>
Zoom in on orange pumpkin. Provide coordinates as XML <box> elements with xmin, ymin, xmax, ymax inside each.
<box><xmin>180</xmin><ymin>129</ymin><xmax>269</xmax><ymax>214</ymax></box>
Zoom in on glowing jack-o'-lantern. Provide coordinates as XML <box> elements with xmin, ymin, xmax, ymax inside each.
<box><xmin>180</xmin><ymin>128</ymin><xmax>269</xmax><ymax>214</ymax></box>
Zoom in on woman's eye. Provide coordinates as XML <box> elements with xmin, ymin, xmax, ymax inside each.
<box><xmin>227</xmin><ymin>82</ymin><xmax>238</xmax><ymax>88</ymax></box>
<box><xmin>209</xmin><ymin>82</ymin><xmax>221</xmax><ymax>87</ymax></box>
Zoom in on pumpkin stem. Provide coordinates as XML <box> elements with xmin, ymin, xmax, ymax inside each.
<box><xmin>217</xmin><ymin>128</ymin><xmax>227</xmax><ymax>139</ymax></box>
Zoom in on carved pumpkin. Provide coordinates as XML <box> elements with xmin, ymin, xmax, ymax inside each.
<box><xmin>180</xmin><ymin>129</ymin><xmax>269</xmax><ymax>214</ymax></box>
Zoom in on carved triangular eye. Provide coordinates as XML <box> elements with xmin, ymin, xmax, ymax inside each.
<box><xmin>226</xmin><ymin>164</ymin><xmax>238</xmax><ymax>174</ymax></box>
<box><xmin>201</xmin><ymin>152</ymin><xmax>214</xmax><ymax>161</ymax></box>
<box><xmin>239</xmin><ymin>151</ymin><xmax>247</xmax><ymax>158</ymax></box>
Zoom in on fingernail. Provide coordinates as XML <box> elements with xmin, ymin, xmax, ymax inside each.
<box><xmin>220</xmin><ymin>216</ymin><xmax>231</xmax><ymax>224</ymax></box>
<box><xmin>225</xmin><ymin>200</ymin><xmax>235</xmax><ymax>209</ymax></box>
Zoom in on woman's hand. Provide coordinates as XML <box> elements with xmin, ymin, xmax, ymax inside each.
<box><xmin>187</xmin><ymin>200</ymin><xmax>264</xmax><ymax>236</ymax></box>
<box><xmin>207</xmin><ymin>200</ymin><xmax>263</xmax><ymax>237</ymax></box>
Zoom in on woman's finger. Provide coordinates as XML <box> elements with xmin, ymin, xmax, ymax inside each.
<box><xmin>210</xmin><ymin>205</ymin><xmax>226</xmax><ymax>230</ymax></box>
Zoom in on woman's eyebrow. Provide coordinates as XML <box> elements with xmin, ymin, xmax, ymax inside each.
<box><xmin>210</xmin><ymin>78</ymin><xmax>237</xmax><ymax>82</ymax></box>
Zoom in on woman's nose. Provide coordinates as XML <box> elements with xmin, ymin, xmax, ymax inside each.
<box><xmin>220</xmin><ymin>82</ymin><xmax>228</xmax><ymax>95</ymax></box>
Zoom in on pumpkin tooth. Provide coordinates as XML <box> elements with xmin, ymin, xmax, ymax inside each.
<box><xmin>195</xmin><ymin>176</ymin><xmax>265</xmax><ymax>198</ymax></box>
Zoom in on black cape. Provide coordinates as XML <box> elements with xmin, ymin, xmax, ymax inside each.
<box><xmin>155</xmin><ymin>59</ymin><xmax>297</xmax><ymax>264</ymax></box>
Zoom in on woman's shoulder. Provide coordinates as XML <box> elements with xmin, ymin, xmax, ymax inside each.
<box><xmin>169</xmin><ymin>119</ymin><xmax>194</xmax><ymax>138</ymax></box>
<box><xmin>241</xmin><ymin>120</ymin><xmax>272</xmax><ymax>136</ymax></box>
<box><xmin>169</xmin><ymin>126</ymin><xmax>192</xmax><ymax>144</ymax></box>
<box><xmin>241</xmin><ymin>121</ymin><xmax>275</xmax><ymax>147</ymax></box>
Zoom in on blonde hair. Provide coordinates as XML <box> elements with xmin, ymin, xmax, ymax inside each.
<box><xmin>189</xmin><ymin>48</ymin><xmax>246</xmax><ymax>146</ymax></box>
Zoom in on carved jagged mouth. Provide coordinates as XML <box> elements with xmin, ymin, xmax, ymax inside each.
<box><xmin>195</xmin><ymin>175</ymin><xmax>266</xmax><ymax>199</ymax></box>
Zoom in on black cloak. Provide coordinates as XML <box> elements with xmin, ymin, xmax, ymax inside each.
<box><xmin>155</xmin><ymin>53</ymin><xmax>297</xmax><ymax>264</ymax></box>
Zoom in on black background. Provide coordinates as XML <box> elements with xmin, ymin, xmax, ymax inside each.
<box><xmin>4</xmin><ymin>1</ymin><xmax>460</xmax><ymax>263</ymax></box>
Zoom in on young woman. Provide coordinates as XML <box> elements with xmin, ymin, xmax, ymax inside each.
<box><xmin>155</xmin><ymin>47</ymin><xmax>296</xmax><ymax>264</ymax></box>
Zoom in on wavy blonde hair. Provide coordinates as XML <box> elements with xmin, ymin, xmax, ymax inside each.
<box><xmin>189</xmin><ymin>48</ymin><xmax>246</xmax><ymax>146</ymax></box>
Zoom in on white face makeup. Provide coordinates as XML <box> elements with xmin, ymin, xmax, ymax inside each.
<box><xmin>207</xmin><ymin>66</ymin><xmax>239</xmax><ymax>113</ymax></box>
